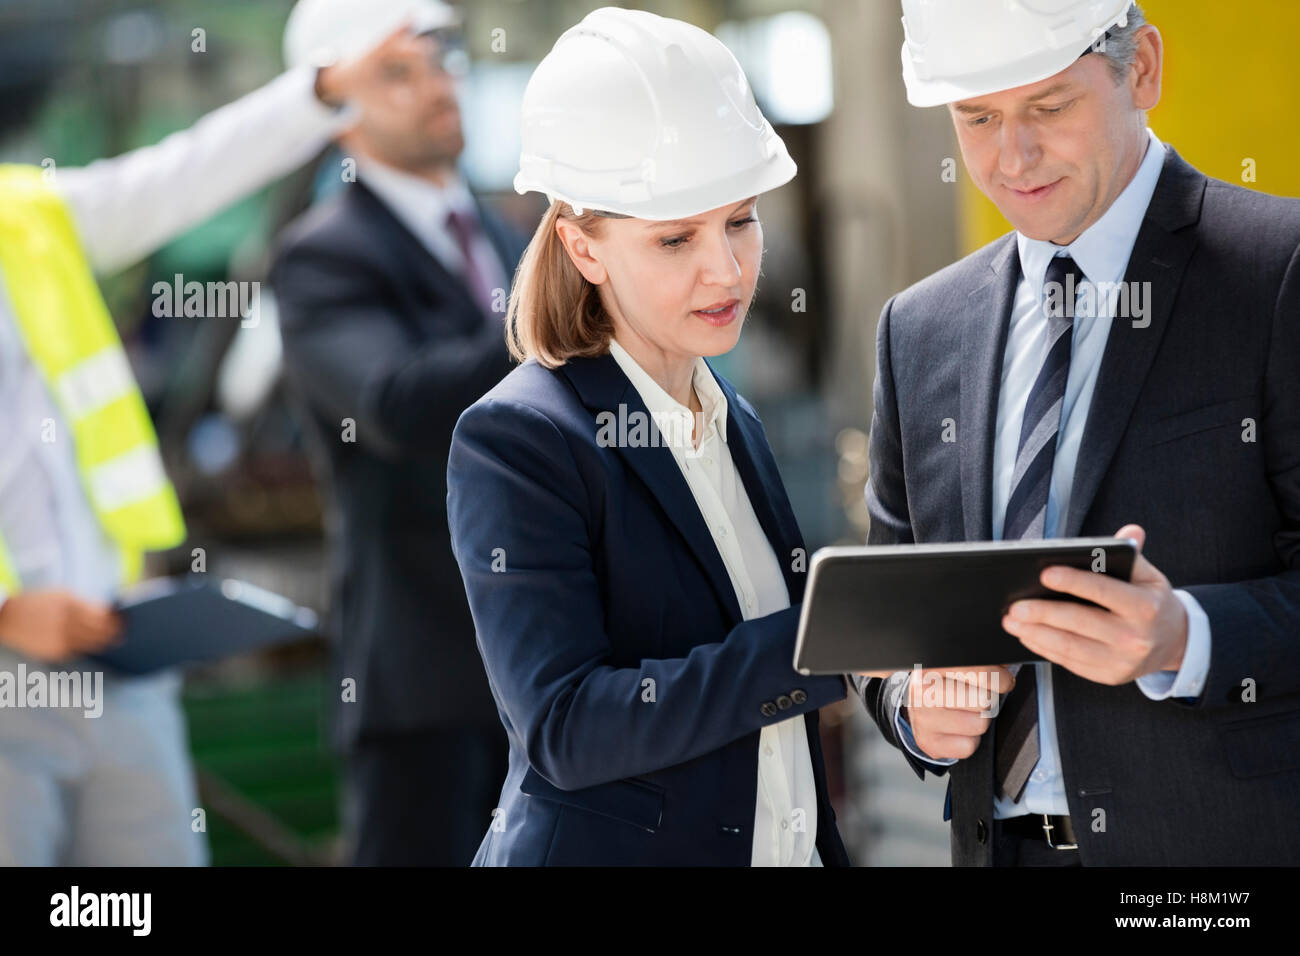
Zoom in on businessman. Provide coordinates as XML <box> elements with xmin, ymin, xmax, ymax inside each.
<box><xmin>272</xmin><ymin>0</ymin><xmax>525</xmax><ymax>865</ymax></box>
<box><xmin>856</xmin><ymin>0</ymin><xmax>1300</xmax><ymax>865</ymax></box>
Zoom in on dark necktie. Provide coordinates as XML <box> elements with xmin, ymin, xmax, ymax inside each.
<box><xmin>445</xmin><ymin>207</ymin><xmax>496</xmax><ymax>318</ymax></box>
<box><xmin>993</xmin><ymin>253</ymin><xmax>1082</xmax><ymax>803</ymax></box>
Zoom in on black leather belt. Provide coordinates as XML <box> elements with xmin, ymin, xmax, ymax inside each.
<box><xmin>1000</xmin><ymin>813</ymin><xmax>1078</xmax><ymax>849</ymax></box>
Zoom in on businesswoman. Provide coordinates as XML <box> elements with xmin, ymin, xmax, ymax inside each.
<box><xmin>446</xmin><ymin>8</ymin><xmax>851</xmax><ymax>866</ymax></box>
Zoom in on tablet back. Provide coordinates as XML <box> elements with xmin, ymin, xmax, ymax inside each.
<box><xmin>794</xmin><ymin>538</ymin><xmax>1136</xmax><ymax>674</ymax></box>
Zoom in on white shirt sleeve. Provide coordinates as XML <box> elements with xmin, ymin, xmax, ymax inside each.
<box><xmin>1136</xmin><ymin>589</ymin><xmax>1212</xmax><ymax>701</ymax></box>
<box><xmin>55</xmin><ymin>66</ymin><xmax>353</xmax><ymax>275</ymax></box>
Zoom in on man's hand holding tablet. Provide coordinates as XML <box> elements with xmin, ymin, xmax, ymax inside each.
<box><xmin>1000</xmin><ymin>524</ymin><xmax>1190</xmax><ymax>685</ymax></box>
<box><xmin>847</xmin><ymin>525</ymin><xmax>1190</xmax><ymax>761</ymax></box>
<box><xmin>797</xmin><ymin>534</ymin><xmax>1139</xmax><ymax>677</ymax></box>
<box><xmin>900</xmin><ymin>666</ymin><xmax>1017</xmax><ymax>760</ymax></box>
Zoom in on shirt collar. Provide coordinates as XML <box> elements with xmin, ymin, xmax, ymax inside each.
<box><xmin>607</xmin><ymin>338</ymin><xmax>729</xmax><ymax>445</ymax></box>
<box><xmin>1017</xmin><ymin>127</ymin><xmax>1167</xmax><ymax>290</ymax></box>
<box><xmin>357</xmin><ymin>157</ymin><xmax>477</xmax><ymax>237</ymax></box>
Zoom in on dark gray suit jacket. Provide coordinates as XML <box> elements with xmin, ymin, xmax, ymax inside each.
<box><xmin>271</xmin><ymin>179</ymin><xmax>527</xmax><ymax>749</ymax></box>
<box><xmin>857</xmin><ymin>148</ymin><xmax>1300</xmax><ymax>865</ymax></box>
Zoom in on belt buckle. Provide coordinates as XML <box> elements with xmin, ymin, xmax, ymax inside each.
<box><xmin>1041</xmin><ymin>814</ymin><xmax>1077</xmax><ymax>851</ymax></box>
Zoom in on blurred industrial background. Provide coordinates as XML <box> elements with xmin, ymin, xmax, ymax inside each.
<box><xmin>2</xmin><ymin>0</ymin><xmax>1296</xmax><ymax>865</ymax></box>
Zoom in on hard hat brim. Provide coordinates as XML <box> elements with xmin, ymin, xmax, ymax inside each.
<box><xmin>900</xmin><ymin>1</ymin><xmax>1133</xmax><ymax>108</ymax></box>
<box><xmin>283</xmin><ymin>0</ymin><xmax>461</xmax><ymax>71</ymax></box>
<box><xmin>902</xmin><ymin>39</ymin><xmax>1095</xmax><ymax>108</ymax></box>
<box><xmin>515</xmin><ymin>149</ymin><xmax>797</xmax><ymax>221</ymax></box>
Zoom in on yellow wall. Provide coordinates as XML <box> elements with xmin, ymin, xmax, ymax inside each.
<box><xmin>960</xmin><ymin>0</ymin><xmax>1300</xmax><ymax>253</ymax></box>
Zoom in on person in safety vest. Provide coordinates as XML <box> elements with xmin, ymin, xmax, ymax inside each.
<box><xmin>0</xmin><ymin>18</ymin><xmax>420</xmax><ymax>865</ymax></box>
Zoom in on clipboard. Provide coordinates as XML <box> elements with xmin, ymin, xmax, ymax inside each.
<box><xmin>792</xmin><ymin>537</ymin><xmax>1137</xmax><ymax>675</ymax></box>
<box><xmin>87</xmin><ymin>576</ymin><xmax>320</xmax><ymax>675</ymax></box>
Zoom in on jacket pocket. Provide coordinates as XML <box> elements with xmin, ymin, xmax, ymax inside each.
<box><xmin>519</xmin><ymin>766</ymin><xmax>665</xmax><ymax>832</ymax></box>
<box><xmin>1142</xmin><ymin>395</ymin><xmax>1255</xmax><ymax>448</ymax></box>
<box><xmin>1218</xmin><ymin>710</ymin><xmax>1300</xmax><ymax>779</ymax></box>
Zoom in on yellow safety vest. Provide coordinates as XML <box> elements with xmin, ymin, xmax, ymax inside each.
<box><xmin>0</xmin><ymin>164</ymin><xmax>186</xmax><ymax>593</ymax></box>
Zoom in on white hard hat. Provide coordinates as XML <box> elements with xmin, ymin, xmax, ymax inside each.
<box><xmin>283</xmin><ymin>0</ymin><xmax>460</xmax><ymax>70</ymax></box>
<box><xmin>513</xmin><ymin>6</ymin><xmax>796</xmax><ymax>221</ymax></box>
<box><xmin>900</xmin><ymin>0</ymin><xmax>1135</xmax><ymax>107</ymax></box>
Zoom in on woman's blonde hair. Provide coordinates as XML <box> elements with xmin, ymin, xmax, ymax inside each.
<box><xmin>506</xmin><ymin>200</ymin><xmax>616</xmax><ymax>368</ymax></box>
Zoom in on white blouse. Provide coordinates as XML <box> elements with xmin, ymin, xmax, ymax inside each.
<box><xmin>609</xmin><ymin>339</ymin><xmax>822</xmax><ymax>866</ymax></box>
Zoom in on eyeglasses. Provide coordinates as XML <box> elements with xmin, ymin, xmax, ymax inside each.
<box><xmin>420</xmin><ymin>29</ymin><xmax>470</xmax><ymax>78</ymax></box>
<box><xmin>380</xmin><ymin>31</ymin><xmax>468</xmax><ymax>82</ymax></box>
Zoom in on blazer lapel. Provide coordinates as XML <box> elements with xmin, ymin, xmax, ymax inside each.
<box><xmin>560</xmin><ymin>354</ymin><xmax>744</xmax><ymax>624</ymax></box>
<box><xmin>711</xmin><ymin>368</ymin><xmax>807</xmax><ymax>604</ymax></box>
<box><xmin>1060</xmin><ymin>148</ymin><xmax>1205</xmax><ymax>537</ymax></box>
<box><xmin>960</xmin><ymin>235</ymin><xmax>1020</xmax><ymax>541</ymax></box>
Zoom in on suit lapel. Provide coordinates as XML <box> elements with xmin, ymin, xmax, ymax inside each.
<box><xmin>350</xmin><ymin>180</ymin><xmax>486</xmax><ymax>327</ymax></box>
<box><xmin>1060</xmin><ymin>149</ymin><xmax>1205</xmax><ymax>537</ymax></box>
<box><xmin>960</xmin><ymin>235</ymin><xmax>1020</xmax><ymax>541</ymax></box>
<box><xmin>560</xmin><ymin>354</ymin><xmax>744</xmax><ymax>624</ymax></box>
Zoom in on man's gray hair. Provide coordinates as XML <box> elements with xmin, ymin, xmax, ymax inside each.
<box><xmin>1092</xmin><ymin>2</ymin><xmax>1148</xmax><ymax>83</ymax></box>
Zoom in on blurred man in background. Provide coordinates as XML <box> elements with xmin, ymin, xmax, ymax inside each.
<box><xmin>0</xmin><ymin>22</ymin><xmax>401</xmax><ymax>864</ymax></box>
<box><xmin>272</xmin><ymin>0</ymin><xmax>522</xmax><ymax>866</ymax></box>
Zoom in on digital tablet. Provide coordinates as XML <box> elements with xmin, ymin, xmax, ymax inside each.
<box><xmin>90</xmin><ymin>577</ymin><xmax>320</xmax><ymax>675</ymax></box>
<box><xmin>792</xmin><ymin>537</ymin><xmax>1137</xmax><ymax>675</ymax></box>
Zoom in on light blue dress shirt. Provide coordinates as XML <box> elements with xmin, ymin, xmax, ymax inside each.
<box><xmin>893</xmin><ymin>129</ymin><xmax>1213</xmax><ymax>817</ymax></box>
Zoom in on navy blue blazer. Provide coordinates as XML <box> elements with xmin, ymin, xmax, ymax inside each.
<box><xmin>446</xmin><ymin>352</ymin><xmax>851</xmax><ymax>866</ymax></box>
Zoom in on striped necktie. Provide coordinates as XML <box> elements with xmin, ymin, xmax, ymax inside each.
<box><xmin>993</xmin><ymin>252</ymin><xmax>1082</xmax><ymax>803</ymax></box>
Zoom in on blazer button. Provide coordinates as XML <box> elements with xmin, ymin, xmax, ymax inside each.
<box><xmin>776</xmin><ymin>695</ymin><xmax>793</xmax><ymax>711</ymax></box>
<box><xmin>790</xmin><ymin>689</ymin><xmax>807</xmax><ymax>705</ymax></box>
<box><xmin>760</xmin><ymin>701</ymin><xmax>778</xmax><ymax>717</ymax></box>
<box><xmin>976</xmin><ymin>819</ymin><xmax>988</xmax><ymax>845</ymax></box>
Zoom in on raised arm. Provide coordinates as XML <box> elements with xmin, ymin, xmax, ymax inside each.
<box><xmin>55</xmin><ymin>67</ymin><xmax>346</xmax><ymax>275</ymax></box>
<box><xmin>53</xmin><ymin>27</ymin><xmax>424</xmax><ymax>274</ymax></box>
